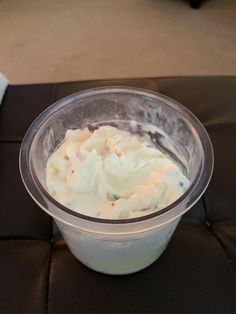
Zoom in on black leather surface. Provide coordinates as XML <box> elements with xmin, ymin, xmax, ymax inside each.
<box><xmin>0</xmin><ymin>240</ymin><xmax>50</xmax><ymax>314</ymax></box>
<box><xmin>0</xmin><ymin>143</ymin><xmax>51</xmax><ymax>240</ymax></box>
<box><xmin>48</xmin><ymin>223</ymin><xmax>236</xmax><ymax>314</ymax></box>
<box><xmin>0</xmin><ymin>77</ymin><xmax>235</xmax><ymax>314</ymax></box>
<box><xmin>0</xmin><ymin>84</ymin><xmax>54</xmax><ymax>141</ymax></box>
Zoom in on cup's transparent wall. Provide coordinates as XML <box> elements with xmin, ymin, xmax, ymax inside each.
<box><xmin>56</xmin><ymin>217</ymin><xmax>180</xmax><ymax>274</ymax></box>
<box><xmin>33</xmin><ymin>93</ymin><xmax>201</xmax><ymax>185</ymax></box>
<box><xmin>23</xmin><ymin>90</ymin><xmax>212</xmax><ymax>275</ymax></box>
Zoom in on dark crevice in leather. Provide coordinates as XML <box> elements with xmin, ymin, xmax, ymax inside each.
<box><xmin>155</xmin><ymin>75</ymin><xmax>236</xmax><ymax>80</ymax></box>
<box><xmin>0</xmin><ymin>235</ymin><xmax>50</xmax><ymax>241</ymax></box>
<box><xmin>202</xmin><ymin>195</ymin><xmax>210</xmax><ymax>225</ymax></box>
<box><xmin>180</xmin><ymin>218</ymin><xmax>203</xmax><ymax>224</ymax></box>
<box><xmin>208</xmin><ymin>227</ymin><xmax>234</xmax><ymax>270</ymax></box>
<box><xmin>204</xmin><ymin>121</ymin><xmax>236</xmax><ymax>128</ymax></box>
<box><xmin>0</xmin><ymin>139</ymin><xmax>22</xmax><ymax>143</ymax></box>
<box><xmin>212</xmin><ymin>219</ymin><xmax>236</xmax><ymax>270</ymax></box>
<box><xmin>201</xmin><ymin>196</ymin><xmax>208</xmax><ymax>224</ymax></box>
<box><xmin>202</xmin><ymin>194</ymin><xmax>233</xmax><ymax>270</ymax></box>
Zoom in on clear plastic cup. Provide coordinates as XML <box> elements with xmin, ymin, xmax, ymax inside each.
<box><xmin>19</xmin><ymin>87</ymin><xmax>213</xmax><ymax>275</ymax></box>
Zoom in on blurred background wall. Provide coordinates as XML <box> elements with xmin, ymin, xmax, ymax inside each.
<box><xmin>0</xmin><ymin>0</ymin><xmax>235</xmax><ymax>84</ymax></box>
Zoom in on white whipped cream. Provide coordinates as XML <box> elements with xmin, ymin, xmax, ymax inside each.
<box><xmin>46</xmin><ymin>126</ymin><xmax>189</xmax><ymax>219</ymax></box>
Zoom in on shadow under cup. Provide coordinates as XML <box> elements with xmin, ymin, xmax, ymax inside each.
<box><xmin>19</xmin><ymin>87</ymin><xmax>213</xmax><ymax>275</ymax></box>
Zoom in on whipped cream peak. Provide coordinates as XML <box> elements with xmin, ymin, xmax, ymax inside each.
<box><xmin>46</xmin><ymin>126</ymin><xmax>190</xmax><ymax>219</ymax></box>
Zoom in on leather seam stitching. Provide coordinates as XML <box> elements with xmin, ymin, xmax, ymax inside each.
<box><xmin>202</xmin><ymin>195</ymin><xmax>234</xmax><ymax>271</ymax></box>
